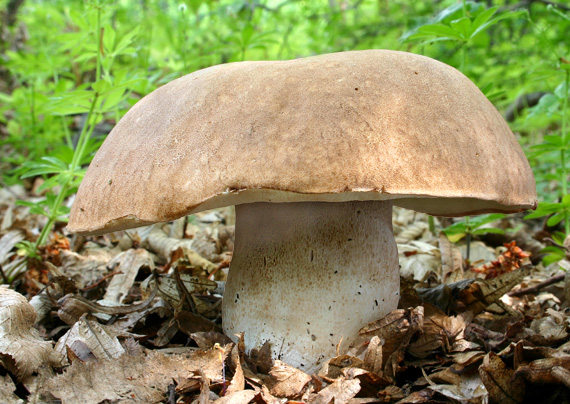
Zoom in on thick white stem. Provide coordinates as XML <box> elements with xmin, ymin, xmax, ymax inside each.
<box><xmin>223</xmin><ymin>200</ymin><xmax>399</xmax><ymax>373</ymax></box>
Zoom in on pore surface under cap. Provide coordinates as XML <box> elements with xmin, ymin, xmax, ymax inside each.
<box><xmin>68</xmin><ymin>50</ymin><xmax>537</xmax><ymax>235</ymax></box>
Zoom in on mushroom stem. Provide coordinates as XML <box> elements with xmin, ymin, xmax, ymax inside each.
<box><xmin>223</xmin><ymin>200</ymin><xmax>399</xmax><ymax>372</ymax></box>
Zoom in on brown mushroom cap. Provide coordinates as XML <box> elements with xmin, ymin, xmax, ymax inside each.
<box><xmin>68</xmin><ymin>50</ymin><xmax>537</xmax><ymax>235</ymax></box>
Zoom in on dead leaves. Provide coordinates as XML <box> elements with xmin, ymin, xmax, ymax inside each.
<box><xmin>3</xmin><ymin>204</ymin><xmax>570</xmax><ymax>403</ymax></box>
<box><xmin>55</xmin><ymin>314</ymin><xmax>126</xmax><ymax>361</ymax></box>
<box><xmin>480</xmin><ymin>352</ymin><xmax>525</xmax><ymax>404</ymax></box>
<box><xmin>266</xmin><ymin>360</ymin><xmax>312</xmax><ymax>399</ymax></box>
<box><xmin>360</xmin><ymin>307</ymin><xmax>423</xmax><ymax>381</ymax></box>
<box><xmin>0</xmin><ymin>286</ymin><xmax>63</xmax><ymax>379</ymax></box>
<box><xmin>45</xmin><ymin>350</ymin><xmax>218</xmax><ymax>404</ymax></box>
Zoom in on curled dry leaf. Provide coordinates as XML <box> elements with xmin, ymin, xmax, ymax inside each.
<box><xmin>425</xmin><ymin>367</ymin><xmax>487</xmax><ymax>403</ymax></box>
<box><xmin>343</xmin><ymin>367</ymin><xmax>391</xmax><ymax>397</ymax></box>
<box><xmin>450</xmin><ymin>351</ymin><xmax>486</xmax><ymax>372</ymax></box>
<box><xmin>528</xmin><ymin>309</ymin><xmax>569</xmax><ymax>345</ymax></box>
<box><xmin>248</xmin><ymin>340</ymin><xmax>274</xmax><ymax>374</ymax></box>
<box><xmin>479</xmin><ymin>352</ymin><xmax>525</xmax><ymax>404</ymax></box>
<box><xmin>398</xmin><ymin>240</ymin><xmax>440</xmax><ymax>283</ymax></box>
<box><xmin>193</xmin><ymin>369</ymin><xmax>211</xmax><ymax>404</ymax></box>
<box><xmin>377</xmin><ymin>385</ymin><xmax>406</xmax><ymax>402</ymax></box>
<box><xmin>418</xmin><ymin>265</ymin><xmax>532</xmax><ymax>315</ymax></box>
<box><xmin>175</xmin><ymin>309</ymin><xmax>217</xmax><ymax>335</ymax></box>
<box><xmin>256</xmin><ymin>385</ymin><xmax>283</xmax><ymax>404</ymax></box>
<box><xmin>0</xmin><ymin>231</ymin><xmax>25</xmax><ymax>280</ymax></box>
<box><xmin>453</xmin><ymin>265</ymin><xmax>532</xmax><ymax>315</ymax></box>
<box><xmin>57</xmin><ymin>287</ymin><xmax>157</xmax><ymax>325</ymax></box>
<box><xmin>318</xmin><ymin>354</ymin><xmax>364</xmax><ymax>380</ymax></box>
<box><xmin>147</xmin><ymin>226</ymin><xmax>194</xmax><ymax>260</ymax></box>
<box><xmin>192</xmin><ymin>226</ymin><xmax>229</xmax><ymax>263</ymax></box>
<box><xmin>0</xmin><ymin>286</ymin><xmax>63</xmax><ymax>379</ymax></box>
<box><xmin>392</xmin><ymin>388</ymin><xmax>434</xmax><ymax>403</ymax></box>
<box><xmin>103</xmin><ymin>248</ymin><xmax>155</xmax><ymax>304</ymax></box>
<box><xmin>514</xmin><ymin>356</ymin><xmax>570</xmax><ymax>385</ymax></box>
<box><xmin>55</xmin><ymin>314</ymin><xmax>125</xmax><ymax>362</ymax></box>
<box><xmin>226</xmin><ymin>338</ymin><xmax>245</xmax><ymax>395</ymax></box>
<box><xmin>267</xmin><ymin>360</ymin><xmax>312</xmax><ymax>399</ymax></box>
<box><xmin>359</xmin><ymin>306</ymin><xmax>423</xmax><ymax>381</ymax></box>
<box><xmin>363</xmin><ymin>336</ymin><xmax>383</xmax><ymax>374</ymax></box>
<box><xmin>310</xmin><ymin>378</ymin><xmax>360</xmax><ymax>404</ymax></box>
<box><xmin>185</xmin><ymin>343</ymin><xmax>232</xmax><ymax>382</ymax></box>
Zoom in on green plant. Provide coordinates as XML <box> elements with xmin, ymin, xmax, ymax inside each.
<box><xmin>2</xmin><ymin>0</ymin><xmax>570</xmax><ymax>277</ymax></box>
<box><xmin>403</xmin><ymin>1</ymin><xmax>526</xmax><ymax>71</ymax></box>
<box><xmin>12</xmin><ymin>0</ymin><xmax>142</xmax><ymax>261</ymax></box>
<box><xmin>522</xmin><ymin>5</ymin><xmax>570</xmax><ymax>265</ymax></box>
<box><xmin>442</xmin><ymin>214</ymin><xmax>507</xmax><ymax>260</ymax></box>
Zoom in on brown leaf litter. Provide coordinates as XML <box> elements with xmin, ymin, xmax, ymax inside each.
<box><xmin>1</xmin><ymin>204</ymin><xmax>570</xmax><ymax>403</ymax></box>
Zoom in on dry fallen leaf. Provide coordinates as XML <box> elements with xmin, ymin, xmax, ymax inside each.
<box><xmin>479</xmin><ymin>352</ymin><xmax>525</xmax><ymax>404</ymax></box>
<box><xmin>59</xmin><ymin>247</ymin><xmax>113</xmax><ymax>289</ymax></box>
<box><xmin>528</xmin><ymin>308</ymin><xmax>569</xmax><ymax>345</ymax></box>
<box><xmin>0</xmin><ymin>286</ymin><xmax>63</xmax><ymax>379</ymax></box>
<box><xmin>267</xmin><ymin>360</ymin><xmax>311</xmax><ymax>399</ymax></box>
<box><xmin>214</xmin><ymin>389</ymin><xmax>258</xmax><ymax>404</ymax></box>
<box><xmin>44</xmin><ymin>350</ymin><xmax>215</xmax><ymax>404</ymax></box>
<box><xmin>363</xmin><ymin>336</ymin><xmax>383</xmax><ymax>375</ymax></box>
<box><xmin>514</xmin><ymin>356</ymin><xmax>570</xmax><ymax>384</ymax></box>
<box><xmin>454</xmin><ymin>266</ymin><xmax>532</xmax><ymax>315</ymax></box>
<box><xmin>318</xmin><ymin>354</ymin><xmax>364</xmax><ymax>380</ymax></box>
<box><xmin>55</xmin><ymin>314</ymin><xmax>125</xmax><ymax>362</ymax></box>
<box><xmin>103</xmin><ymin>248</ymin><xmax>155</xmax><ymax>304</ymax></box>
<box><xmin>0</xmin><ymin>230</ymin><xmax>24</xmax><ymax>265</ymax></box>
<box><xmin>0</xmin><ymin>373</ymin><xmax>24</xmax><ymax>404</ymax></box>
<box><xmin>424</xmin><ymin>367</ymin><xmax>487</xmax><ymax>403</ymax></box>
<box><xmin>185</xmin><ymin>343</ymin><xmax>232</xmax><ymax>382</ymax></box>
<box><xmin>226</xmin><ymin>339</ymin><xmax>245</xmax><ymax>394</ymax></box>
<box><xmin>141</xmin><ymin>271</ymin><xmax>217</xmax><ymax>309</ymax></box>
<box><xmin>310</xmin><ymin>378</ymin><xmax>360</xmax><ymax>404</ymax></box>
<box><xmin>359</xmin><ymin>306</ymin><xmax>423</xmax><ymax>381</ymax></box>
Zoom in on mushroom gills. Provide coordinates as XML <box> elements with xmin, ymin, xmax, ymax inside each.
<box><xmin>223</xmin><ymin>200</ymin><xmax>399</xmax><ymax>372</ymax></box>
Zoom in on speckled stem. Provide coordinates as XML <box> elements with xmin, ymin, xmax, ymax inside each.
<box><xmin>223</xmin><ymin>200</ymin><xmax>399</xmax><ymax>373</ymax></box>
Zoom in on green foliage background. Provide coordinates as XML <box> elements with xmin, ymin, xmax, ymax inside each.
<box><xmin>0</xmin><ymin>0</ymin><xmax>569</xmax><ymax>261</ymax></box>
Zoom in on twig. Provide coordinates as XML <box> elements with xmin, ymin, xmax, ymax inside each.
<box><xmin>166</xmin><ymin>382</ymin><xmax>177</xmax><ymax>404</ymax></box>
<box><xmin>59</xmin><ymin>287</ymin><xmax>157</xmax><ymax>316</ymax></box>
<box><xmin>507</xmin><ymin>273</ymin><xmax>565</xmax><ymax>297</ymax></box>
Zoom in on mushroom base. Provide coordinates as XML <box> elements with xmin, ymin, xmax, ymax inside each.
<box><xmin>223</xmin><ymin>200</ymin><xmax>399</xmax><ymax>373</ymax></box>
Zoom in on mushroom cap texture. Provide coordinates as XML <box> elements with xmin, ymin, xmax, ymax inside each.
<box><xmin>68</xmin><ymin>50</ymin><xmax>537</xmax><ymax>235</ymax></box>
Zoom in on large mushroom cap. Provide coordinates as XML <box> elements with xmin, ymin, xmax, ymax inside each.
<box><xmin>68</xmin><ymin>50</ymin><xmax>537</xmax><ymax>235</ymax></box>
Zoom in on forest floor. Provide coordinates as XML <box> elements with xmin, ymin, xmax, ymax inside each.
<box><xmin>1</xmin><ymin>183</ymin><xmax>569</xmax><ymax>404</ymax></box>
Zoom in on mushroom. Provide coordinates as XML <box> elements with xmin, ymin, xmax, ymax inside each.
<box><xmin>68</xmin><ymin>50</ymin><xmax>537</xmax><ymax>372</ymax></box>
